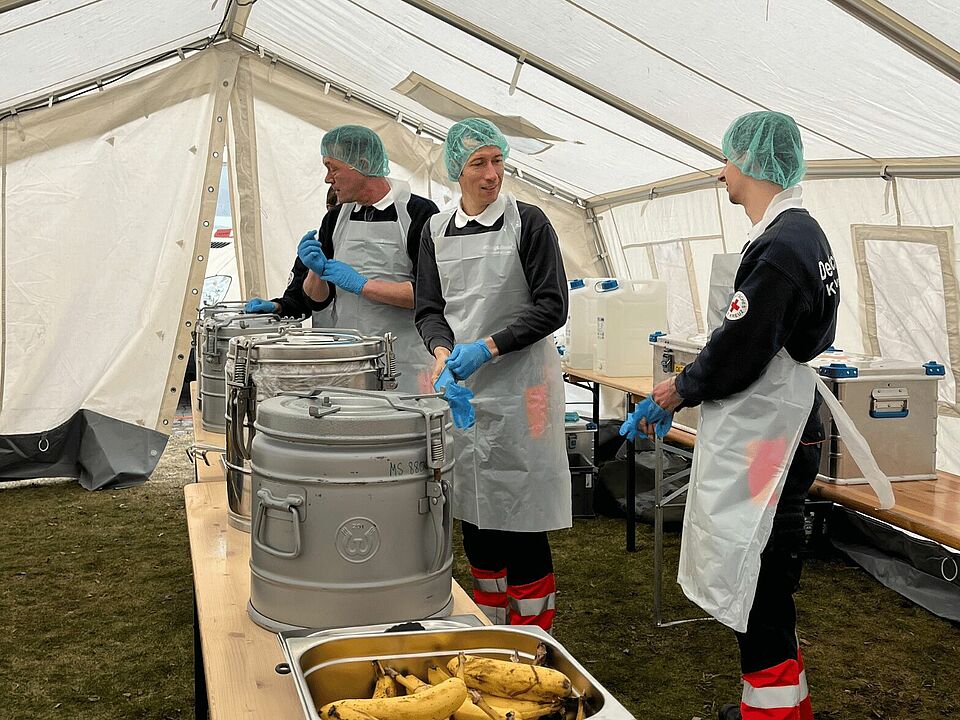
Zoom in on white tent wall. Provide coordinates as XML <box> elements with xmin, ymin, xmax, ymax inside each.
<box><xmin>0</xmin><ymin>47</ymin><xmax>238</xmax><ymax>488</ymax></box>
<box><xmin>228</xmin><ymin>48</ymin><xmax>602</xmax><ymax>301</ymax></box>
<box><xmin>599</xmin><ymin>175</ymin><xmax>960</xmax><ymax>475</ymax></box>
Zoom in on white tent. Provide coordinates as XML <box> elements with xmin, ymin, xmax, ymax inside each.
<box><xmin>1</xmin><ymin>0</ymin><xmax>958</xmax><ymax>487</ymax></box>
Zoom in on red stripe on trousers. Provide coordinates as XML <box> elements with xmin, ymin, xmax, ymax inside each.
<box><xmin>507</xmin><ymin>574</ymin><xmax>556</xmax><ymax>631</ymax></box>
<box><xmin>470</xmin><ymin>566</ymin><xmax>507</xmax><ymax>609</ymax></box>
<box><xmin>470</xmin><ymin>567</ymin><xmax>507</xmax><ymax>581</ymax></box>
<box><xmin>741</xmin><ymin>657</ymin><xmax>806</xmax><ymax>720</ymax></box>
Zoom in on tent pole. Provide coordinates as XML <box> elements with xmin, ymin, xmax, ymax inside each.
<box><xmin>588</xmin><ymin>159</ymin><xmax>960</xmax><ymax>211</ymax></box>
<box><xmin>586</xmin><ymin>208</ymin><xmax>613</xmax><ymax>277</ymax></box>
<box><xmin>396</xmin><ymin>0</ymin><xmax>723</xmax><ymax>162</ymax></box>
<box><xmin>829</xmin><ymin>0</ymin><xmax>960</xmax><ymax>85</ymax></box>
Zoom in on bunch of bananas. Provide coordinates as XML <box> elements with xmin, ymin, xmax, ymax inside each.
<box><xmin>317</xmin><ymin>648</ymin><xmax>586</xmax><ymax>720</ymax></box>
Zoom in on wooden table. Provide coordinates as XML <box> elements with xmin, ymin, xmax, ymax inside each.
<box><xmin>189</xmin><ymin>381</ymin><xmax>225</xmax><ymax>483</ymax></box>
<box><xmin>811</xmin><ymin>471</ymin><xmax>960</xmax><ymax>549</ymax></box>
<box><xmin>185</xmin><ymin>481</ymin><xmax>489</xmax><ymax>719</ymax></box>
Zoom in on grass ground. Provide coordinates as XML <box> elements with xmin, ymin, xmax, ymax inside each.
<box><xmin>1</xmin><ymin>432</ymin><xmax>958</xmax><ymax>719</ymax></box>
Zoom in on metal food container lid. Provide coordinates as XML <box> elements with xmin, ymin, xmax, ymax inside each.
<box><xmin>201</xmin><ymin>312</ymin><xmax>296</xmax><ymax>337</ymax></box>
<box><xmin>255</xmin><ymin>389</ymin><xmax>450</xmax><ymax>443</ymax></box>
<box><xmin>234</xmin><ymin>328</ymin><xmax>386</xmax><ymax>362</ymax></box>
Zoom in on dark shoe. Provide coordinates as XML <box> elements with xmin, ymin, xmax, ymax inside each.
<box><xmin>718</xmin><ymin>704</ymin><xmax>741</xmax><ymax>720</ymax></box>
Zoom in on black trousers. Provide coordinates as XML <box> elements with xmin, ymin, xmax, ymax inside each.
<box><xmin>735</xmin><ymin>400</ymin><xmax>823</xmax><ymax>674</ymax></box>
<box><xmin>460</xmin><ymin>521</ymin><xmax>554</xmax><ymax>585</ymax></box>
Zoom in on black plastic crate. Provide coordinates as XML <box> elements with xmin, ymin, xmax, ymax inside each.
<box><xmin>569</xmin><ymin>453</ymin><xmax>595</xmax><ymax>518</ymax></box>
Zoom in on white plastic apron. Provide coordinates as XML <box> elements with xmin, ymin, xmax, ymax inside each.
<box><xmin>429</xmin><ymin>194</ymin><xmax>571</xmax><ymax>532</ymax></box>
<box><xmin>678</xmin><ymin>224</ymin><xmax>894</xmax><ymax>632</ymax></box>
<box><xmin>321</xmin><ymin>179</ymin><xmax>433</xmax><ymax>394</ymax></box>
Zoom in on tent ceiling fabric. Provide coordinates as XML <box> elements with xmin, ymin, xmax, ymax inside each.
<box><xmin>0</xmin><ymin>0</ymin><xmax>223</xmax><ymax>108</ymax></box>
<box><xmin>242</xmin><ymin>0</ymin><xmax>718</xmax><ymax>196</ymax></box>
<box><xmin>421</xmin><ymin>0</ymin><xmax>960</xmax><ymax>162</ymax></box>
<box><xmin>5</xmin><ymin>0</ymin><xmax>960</xmax><ymax>197</ymax></box>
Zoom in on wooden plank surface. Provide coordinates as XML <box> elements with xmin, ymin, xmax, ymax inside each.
<box><xmin>565</xmin><ymin>367</ymin><xmax>654</xmax><ymax>397</ymax></box>
<box><xmin>564</xmin><ymin>370</ymin><xmax>697</xmax><ymax>448</ymax></box>
<box><xmin>185</xmin><ymin>481</ymin><xmax>489</xmax><ymax>720</ymax></box>
<box><xmin>811</xmin><ymin>471</ymin><xmax>960</xmax><ymax>549</ymax></box>
<box><xmin>190</xmin><ymin>381</ymin><xmax>225</xmax><ymax>482</ymax></box>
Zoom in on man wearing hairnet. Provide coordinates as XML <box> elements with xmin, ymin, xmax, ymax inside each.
<box><xmin>416</xmin><ymin>118</ymin><xmax>570</xmax><ymax>632</ymax></box>
<box><xmin>243</xmin><ymin>186</ymin><xmax>339</xmax><ymax>319</ymax></box>
<box><xmin>292</xmin><ymin>125</ymin><xmax>439</xmax><ymax>392</ymax></box>
<box><xmin>623</xmin><ymin>111</ymin><xmax>839</xmax><ymax>720</ymax></box>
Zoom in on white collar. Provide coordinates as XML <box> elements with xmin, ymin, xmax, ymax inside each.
<box><xmin>454</xmin><ymin>194</ymin><xmax>506</xmax><ymax>228</ymax></box>
<box><xmin>352</xmin><ymin>184</ymin><xmax>394</xmax><ymax>213</ymax></box>
<box><xmin>744</xmin><ymin>185</ymin><xmax>804</xmax><ymax>246</ymax></box>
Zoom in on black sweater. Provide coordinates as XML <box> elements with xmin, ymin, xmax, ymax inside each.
<box><xmin>675</xmin><ymin>209</ymin><xmax>839</xmax><ymax>406</ymax></box>
<box><xmin>415</xmin><ymin>201</ymin><xmax>568</xmax><ymax>355</ymax></box>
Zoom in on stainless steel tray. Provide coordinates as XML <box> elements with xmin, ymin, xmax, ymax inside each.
<box><xmin>278</xmin><ymin>619</ymin><xmax>635</xmax><ymax>719</ymax></box>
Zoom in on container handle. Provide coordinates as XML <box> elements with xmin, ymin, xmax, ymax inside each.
<box><xmin>252</xmin><ymin>489</ymin><xmax>304</xmax><ymax>559</ymax></box>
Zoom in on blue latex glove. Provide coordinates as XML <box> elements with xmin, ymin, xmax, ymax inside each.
<box><xmin>446</xmin><ymin>340</ymin><xmax>493</xmax><ymax>381</ymax></box>
<box><xmin>297</xmin><ymin>230</ymin><xmax>327</xmax><ymax>276</ymax></box>
<box><xmin>244</xmin><ymin>298</ymin><xmax>277</xmax><ymax>314</ymax></box>
<box><xmin>320</xmin><ymin>258</ymin><xmax>368</xmax><ymax>295</ymax></box>
<box><xmin>434</xmin><ymin>367</ymin><xmax>476</xmax><ymax>430</ymax></box>
<box><xmin>619</xmin><ymin>397</ymin><xmax>674</xmax><ymax>441</ymax></box>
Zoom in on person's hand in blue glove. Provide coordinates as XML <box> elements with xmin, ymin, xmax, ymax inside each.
<box><xmin>244</xmin><ymin>298</ymin><xmax>278</xmax><ymax>314</ymax></box>
<box><xmin>619</xmin><ymin>396</ymin><xmax>674</xmax><ymax>441</ymax></box>
<box><xmin>319</xmin><ymin>258</ymin><xmax>368</xmax><ymax>295</ymax></box>
<box><xmin>297</xmin><ymin>230</ymin><xmax>327</xmax><ymax>276</ymax></box>
<box><xmin>434</xmin><ymin>367</ymin><xmax>476</xmax><ymax>429</ymax></box>
<box><xmin>446</xmin><ymin>340</ymin><xmax>493</xmax><ymax>381</ymax></box>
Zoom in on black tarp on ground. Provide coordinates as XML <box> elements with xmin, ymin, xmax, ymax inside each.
<box><xmin>830</xmin><ymin>506</ymin><xmax>960</xmax><ymax>622</ymax></box>
<box><xmin>0</xmin><ymin>409</ymin><xmax>167</xmax><ymax>489</ymax></box>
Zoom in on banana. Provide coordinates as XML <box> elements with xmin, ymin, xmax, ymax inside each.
<box><xmin>485</xmin><ymin>696</ymin><xmax>563</xmax><ymax>719</ymax></box>
<box><xmin>372</xmin><ymin>661</ymin><xmax>398</xmax><ymax>699</ymax></box>
<box><xmin>323</xmin><ymin>705</ymin><xmax>379</xmax><ymax>720</ymax></box>
<box><xmin>427</xmin><ymin>663</ymin><xmax>452</xmax><ymax>685</ymax></box>
<box><xmin>383</xmin><ymin>667</ymin><xmax>429</xmax><ymax>695</ymax></box>
<box><xmin>447</xmin><ymin>655</ymin><xmax>572</xmax><ymax>702</ymax></box>
<box><xmin>318</xmin><ymin>677</ymin><xmax>468</xmax><ymax>720</ymax></box>
<box><xmin>467</xmin><ymin>690</ymin><xmax>507</xmax><ymax>720</ymax></box>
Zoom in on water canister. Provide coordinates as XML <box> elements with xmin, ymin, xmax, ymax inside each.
<box><xmin>224</xmin><ymin>327</ymin><xmax>399</xmax><ymax>532</ymax></box>
<box><xmin>563</xmin><ymin>278</ymin><xmax>615</xmax><ymax>371</ymax></box>
<box><xmin>248</xmin><ymin>388</ymin><xmax>454</xmax><ymax>632</ymax></box>
<box><xmin>196</xmin><ymin>309</ymin><xmax>301</xmax><ymax>433</ymax></box>
<box><xmin>594</xmin><ymin>279</ymin><xmax>668</xmax><ymax>376</ymax></box>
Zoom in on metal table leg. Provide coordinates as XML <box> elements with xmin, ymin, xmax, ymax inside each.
<box><xmin>653</xmin><ymin>436</ymin><xmax>710</xmax><ymax>627</ymax></box>
<box><xmin>626</xmin><ymin>393</ymin><xmax>637</xmax><ymax>553</ymax></box>
<box><xmin>194</xmin><ymin>595</ymin><xmax>209</xmax><ymax>719</ymax></box>
<box><xmin>654</xmin><ymin>435</ymin><xmax>664</xmax><ymax>621</ymax></box>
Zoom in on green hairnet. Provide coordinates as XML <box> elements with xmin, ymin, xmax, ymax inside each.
<box><xmin>320</xmin><ymin>125</ymin><xmax>390</xmax><ymax>177</ymax></box>
<box><xmin>444</xmin><ymin>118</ymin><xmax>510</xmax><ymax>181</ymax></box>
<box><xmin>721</xmin><ymin>111</ymin><xmax>806</xmax><ymax>189</ymax></box>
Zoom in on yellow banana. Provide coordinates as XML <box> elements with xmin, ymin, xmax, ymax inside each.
<box><xmin>427</xmin><ymin>663</ymin><xmax>452</xmax><ymax>685</ymax></box>
<box><xmin>323</xmin><ymin>705</ymin><xmax>379</xmax><ymax>720</ymax></box>
<box><xmin>319</xmin><ymin>677</ymin><xmax>468</xmax><ymax>720</ymax></box>
<box><xmin>485</xmin><ymin>695</ymin><xmax>563</xmax><ymax>718</ymax></box>
<box><xmin>447</xmin><ymin>656</ymin><xmax>572</xmax><ymax>702</ymax></box>
<box><xmin>372</xmin><ymin>661</ymin><xmax>398</xmax><ymax>699</ymax></box>
<box><xmin>400</xmin><ymin>674</ymin><xmax>430</xmax><ymax>694</ymax></box>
